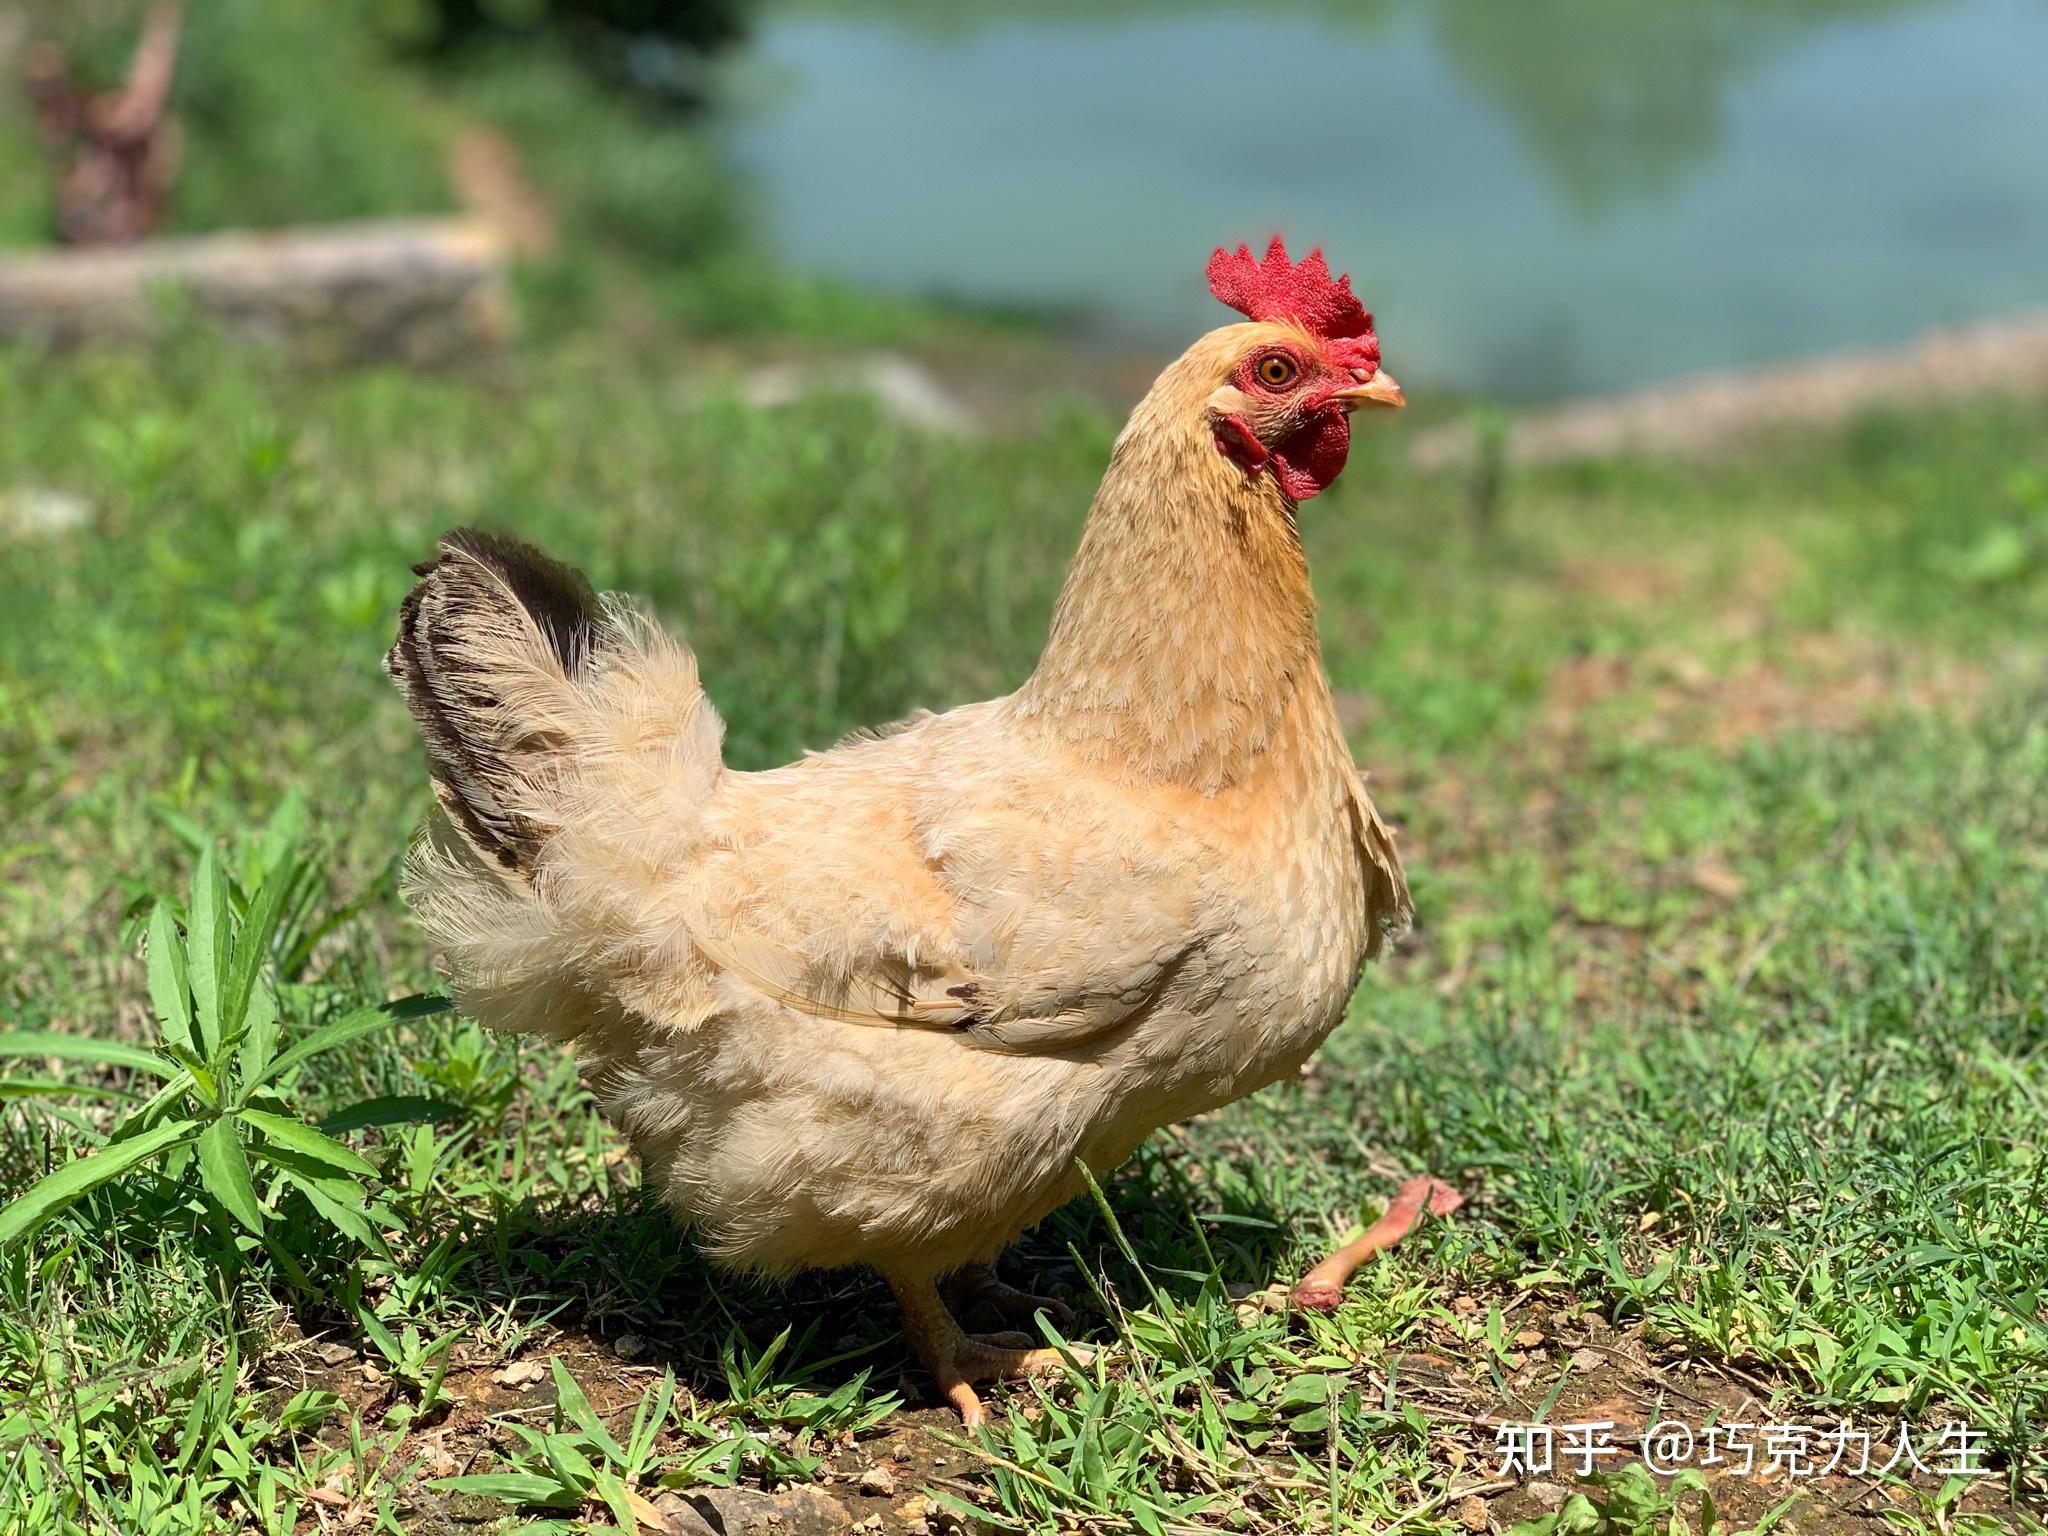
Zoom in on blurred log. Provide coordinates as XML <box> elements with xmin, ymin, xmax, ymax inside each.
<box><xmin>0</xmin><ymin>219</ymin><xmax>511</xmax><ymax>365</ymax></box>
<box><xmin>1409</xmin><ymin>310</ymin><xmax>2048</xmax><ymax>470</ymax></box>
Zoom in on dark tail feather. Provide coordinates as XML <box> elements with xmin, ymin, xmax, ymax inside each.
<box><xmin>386</xmin><ymin>527</ymin><xmax>618</xmax><ymax>875</ymax></box>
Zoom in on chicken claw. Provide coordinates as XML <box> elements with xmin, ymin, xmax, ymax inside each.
<box><xmin>886</xmin><ymin>1272</ymin><xmax>1088</xmax><ymax>1426</ymax></box>
<box><xmin>1289</xmin><ymin>1176</ymin><xmax>1464</xmax><ymax>1313</ymax></box>
<box><xmin>943</xmin><ymin>1261</ymin><xmax>1077</xmax><ymax>1331</ymax></box>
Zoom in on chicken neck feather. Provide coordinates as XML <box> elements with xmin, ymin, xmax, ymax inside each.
<box><xmin>1012</xmin><ymin>333</ymin><xmax>1324</xmax><ymax>795</ymax></box>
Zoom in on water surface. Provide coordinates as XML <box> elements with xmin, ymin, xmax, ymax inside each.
<box><xmin>726</xmin><ymin>0</ymin><xmax>2048</xmax><ymax>397</ymax></box>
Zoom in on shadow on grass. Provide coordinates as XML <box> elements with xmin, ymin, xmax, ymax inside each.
<box><xmin>412</xmin><ymin>1138</ymin><xmax>1299</xmax><ymax>1406</ymax></box>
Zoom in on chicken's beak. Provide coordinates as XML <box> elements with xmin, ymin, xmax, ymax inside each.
<box><xmin>1332</xmin><ymin>370</ymin><xmax>1405</xmax><ymax>411</ymax></box>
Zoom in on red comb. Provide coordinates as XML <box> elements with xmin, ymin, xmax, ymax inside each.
<box><xmin>1206</xmin><ymin>236</ymin><xmax>1379</xmax><ymax>372</ymax></box>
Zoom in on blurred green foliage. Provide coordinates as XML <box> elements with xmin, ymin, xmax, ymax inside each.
<box><xmin>374</xmin><ymin>0</ymin><xmax>746</xmax><ymax>85</ymax></box>
<box><xmin>3</xmin><ymin>0</ymin><xmax>454</xmax><ymax>238</ymax></box>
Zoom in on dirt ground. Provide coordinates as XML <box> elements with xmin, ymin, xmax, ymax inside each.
<box><xmin>261</xmin><ymin>1282</ymin><xmax>2038</xmax><ymax>1535</ymax></box>
<box><xmin>1392</xmin><ymin>1295</ymin><xmax>2032</xmax><ymax>1536</ymax></box>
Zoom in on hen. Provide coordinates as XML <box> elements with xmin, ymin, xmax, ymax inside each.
<box><xmin>388</xmin><ymin>239</ymin><xmax>1447</xmax><ymax>1423</ymax></box>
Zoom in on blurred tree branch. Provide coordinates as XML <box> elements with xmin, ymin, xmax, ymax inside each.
<box><xmin>21</xmin><ymin>0</ymin><xmax>182</xmax><ymax>244</ymax></box>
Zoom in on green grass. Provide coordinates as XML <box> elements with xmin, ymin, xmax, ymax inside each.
<box><xmin>1</xmin><ymin>327</ymin><xmax>2045</xmax><ymax>1534</ymax></box>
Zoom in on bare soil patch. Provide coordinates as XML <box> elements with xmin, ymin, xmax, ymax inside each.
<box><xmin>1541</xmin><ymin>634</ymin><xmax>1984</xmax><ymax>756</ymax></box>
<box><xmin>1394</xmin><ymin>1293</ymin><xmax>2035</xmax><ymax>1536</ymax></box>
<box><xmin>249</xmin><ymin>1286</ymin><xmax>2042</xmax><ymax>1535</ymax></box>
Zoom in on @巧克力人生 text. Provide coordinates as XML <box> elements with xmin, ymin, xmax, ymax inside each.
<box><xmin>1490</xmin><ymin>1419</ymin><xmax>1996</xmax><ymax>1480</ymax></box>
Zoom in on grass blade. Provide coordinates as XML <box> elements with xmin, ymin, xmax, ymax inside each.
<box><xmin>145</xmin><ymin>902</ymin><xmax>194</xmax><ymax>1055</ymax></box>
<box><xmin>108</xmin><ymin>1069</ymin><xmax>198</xmax><ymax>1138</ymax></box>
<box><xmin>0</xmin><ymin>1032</ymin><xmax>172</xmax><ymax>1078</ymax></box>
<box><xmin>591</xmin><ymin>1468</ymin><xmax>638</xmax><ymax>1532</ymax></box>
<box><xmin>552</xmin><ymin>1359</ymin><xmax>626</xmax><ymax>1463</ymax></box>
<box><xmin>279</xmin><ymin>1171</ymin><xmax>388</xmax><ymax>1255</ymax></box>
<box><xmin>239</xmin><ymin>985</ymin><xmax>280</xmax><ymax>1088</ymax></box>
<box><xmin>240</xmin><ymin>1109</ymin><xmax>376</xmax><ymax>1177</ymax></box>
<box><xmin>355</xmin><ymin>1304</ymin><xmax>402</xmax><ymax>1362</ymax></box>
<box><xmin>197</xmin><ymin>1117</ymin><xmax>264</xmax><ymax>1234</ymax></box>
<box><xmin>317</xmin><ymin>1095</ymin><xmax>461</xmax><ymax>1134</ymax></box>
<box><xmin>223</xmin><ymin>860</ymin><xmax>295</xmax><ymax>1054</ymax></box>
<box><xmin>0</xmin><ymin>1119</ymin><xmax>199</xmax><ymax>1246</ymax></box>
<box><xmin>187</xmin><ymin>849</ymin><xmax>231</xmax><ymax>1059</ymax></box>
<box><xmin>256</xmin><ymin>788</ymin><xmax>306</xmax><ymax>885</ymax></box>
<box><xmin>247</xmin><ymin>994</ymin><xmax>449</xmax><ymax>1093</ymax></box>
<box><xmin>2</xmin><ymin>1077</ymin><xmax>141</xmax><ymax>1101</ymax></box>
<box><xmin>432</xmin><ymin>1474</ymin><xmax>575</xmax><ymax>1507</ymax></box>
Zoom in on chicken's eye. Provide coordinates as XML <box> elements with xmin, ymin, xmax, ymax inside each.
<box><xmin>1256</xmin><ymin>354</ymin><xmax>1299</xmax><ymax>389</ymax></box>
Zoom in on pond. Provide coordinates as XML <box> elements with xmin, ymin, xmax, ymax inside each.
<box><xmin>723</xmin><ymin>0</ymin><xmax>2048</xmax><ymax>398</ymax></box>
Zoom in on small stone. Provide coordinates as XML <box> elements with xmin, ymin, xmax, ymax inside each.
<box><xmin>858</xmin><ymin>1467</ymin><xmax>896</xmax><ymax>1498</ymax></box>
<box><xmin>1453</xmin><ymin>1296</ymin><xmax>1479</xmax><ymax>1314</ymax></box>
<box><xmin>0</xmin><ymin>487</ymin><xmax>92</xmax><ymax>537</ymax></box>
<box><xmin>1455</xmin><ymin>1495</ymin><xmax>1490</xmax><ymax>1532</ymax></box>
<box><xmin>734</xmin><ymin>355</ymin><xmax>981</xmax><ymax>437</ymax></box>
<box><xmin>688</xmin><ymin>1485</ymin><xmax>855</xmax><ymax>1535</ymax></box>
<box><xmin>650</xmin><ymin>1492</ymin><xmax>719</xmax><ymax>1536</ymax></box>
<box><xmin>1526</xmin><ymin>1483</ymin><xmax>1567</xmax><ymax>1510</ymax></box>
<box><xmin>314</xmin><ymin>1342</ymin><xmax>355</xmax><ymax>1367</ymax></box>
<box><xmin>1513</xmin><ymin>1329</ymin><xmax>1545</xmax><ymax>1348</ymax></box>
<box><xmin>493</xmin><ymin>1359</ymin><xmax>547</xmax><ymax>1388</ymax></box>
<box><xmin>444</xmin><ymin>1490</ymin><xmax>511</xmax><ymax>1522</ymax></box>
<box><xmin>892</xmin><ymin>1443</ymin><xmax>912</xmax><ymax>1464</ymax></box>
<box><xmin>1228</xmin><ymin>1281</ymin><xmax>1288</xmax><ymax>1318</ymax></box>
<box><xmin>614</xmin><ymin>1333</ymin><xmax>650</xmax><ymax>1362</ymax></box>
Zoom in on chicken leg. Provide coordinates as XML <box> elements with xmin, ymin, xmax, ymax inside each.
<box><xmin>1289</xmin><ymin>1176</ymin><xmax>1463</xmax><ymax>1313</ymax></box>
<box><xmin>885</xmin><ymin>1271</ymin><xmax>1081</xmax><ymax>1426</ymax></box>
<box><xmin>943</xmin><ymin>1260</ymin><xmax>1077</xmax><ymax>1332</ymax></box>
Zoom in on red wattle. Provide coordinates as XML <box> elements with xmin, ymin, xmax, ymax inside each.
<box><xmin>1270</xmin><ymin>410</ymin><xmax>1351</xmax><ymax>501</ymax></box>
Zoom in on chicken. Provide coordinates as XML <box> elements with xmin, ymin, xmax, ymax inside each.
<box><xmin>387</xmin><ymin>238</ymin><xmax>1445</xmax><ymax>1424</ymax></box>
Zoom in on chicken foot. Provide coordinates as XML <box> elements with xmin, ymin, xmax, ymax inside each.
<box><xmin>1289</xmin><ymin>1176</ymin><xmax>1464</xmax><ymax>1313</ymax></box>
<box><xmin>885</xmin><ymin>1271</ymin><xmax>1085</xmax><ymax>1426</ymax></box>
<box><xmin>943</xmin><ymin>1260</ymin><xmax>1076</xmax><ymax>1331</ymax></box>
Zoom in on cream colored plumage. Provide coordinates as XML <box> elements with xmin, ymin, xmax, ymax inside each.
<box><xmin>389</xmin><ymin>294</ymin><xmax>1413</xmax><ymax>1422</ymax></box>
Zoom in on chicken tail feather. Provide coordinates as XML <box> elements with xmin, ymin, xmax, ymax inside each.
<box><xmin>388</xmin><ymin>527</ymin><xmax>620</xmax><ymax>873</ymax></box>
<box><xmin>386</xmin><ymin>528</ymin><xmax>726</xmax><ymax>1038</ymax></box>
